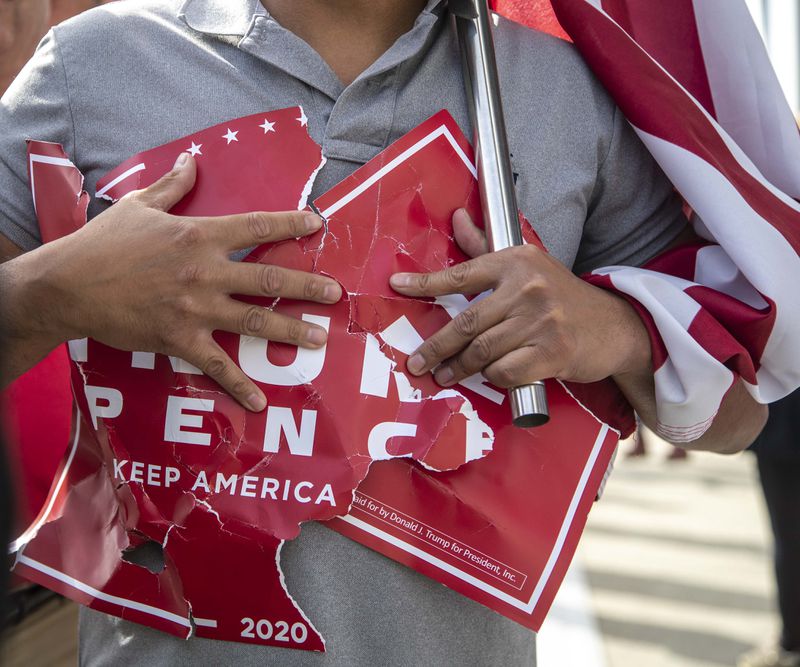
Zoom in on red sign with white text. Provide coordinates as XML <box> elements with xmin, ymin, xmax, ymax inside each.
<box><xmin>13</xmin><ymin>108</ymin><xmax>631</xmax><ymax>650</ymax></box>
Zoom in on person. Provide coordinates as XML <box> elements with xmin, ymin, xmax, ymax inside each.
<box><xmin>0</xmin><ymin>0</ymin><xmax>50</xmax><ymax>92</ymax></box>
<box><xmin>0</xmin><ymin>0</ymin><xmax>111</xmax><ymax>91</ymax></box>
<box><xmin>0</xmin><ymin>0</ymin><xmax>73</xmax><ymax>636</ymax></box>
<box><xmin>0</xmin><ymin>1</ymin><xmax>768</xmax><ymax>664</ymax></box>
<box><xmin>0</xmin><ymin>0</ymin><xmax>52</xmax><ymax>630</ymax></box>
<box><xmin>0</xmin><ymin>0</ymin><xmax>113</xmax><ymax>634</ymax></box>
<box><xmin>738</xmin><ymin>391</ymin><xmax>800</xmax><ymax>667</ymax></box>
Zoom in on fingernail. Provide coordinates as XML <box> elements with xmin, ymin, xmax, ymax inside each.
<box><xmin>305</xmin><ymin>213</ymin><xmax>322</xmax><ymax>232</ymax></box>
<box><xmin>435</xmin><ymin>366</ymin><xmax>455</xmax><ymax>386</ymax></box>
<box><xmin>246</xmin><ymin>393</ymin><xmax>267</xmax><ymax>412</ymax></box>
<box><xmin>306</xmin><ymin>327</ymin><xmax>327</xmax><ymax>346</ymax></box>
<box><xmin>390</xmin><ymin>273</ymin><xmax>412</xmax><ymax>288</ymax></box>
<box><xmin>174</xmin><ymin>152</ymin><xmax>190</xmax><ymax>169</ymax></box>
<box><xmin>323</xmin><ymin>283</ymin><xmax>342</xmax><ymax>302</ymax></box>
<box><xmin>407</xmin><ymin>353</ymin><xmax>426</xmax><ymax>375</ymax></box>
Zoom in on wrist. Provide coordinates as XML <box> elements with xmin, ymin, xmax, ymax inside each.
<box><xmin>606</xmin><ymin>292</ymin><xmax>653</xmax><ymax>380</ymax></box>
<box><xmin>2</xmin><ymin>242</ymin><xmax>79</xmax><ymax>347</ymax></box>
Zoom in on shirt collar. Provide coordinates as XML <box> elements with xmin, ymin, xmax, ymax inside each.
<box><xmin>178</xmin><ymin>0</ymin><xmax>264</xmax><ymax>37</ymax></box>
<box><xmin>179</xmin><ymin>0</ymin><xmax>447</xmax><ymax>38</ymax></box>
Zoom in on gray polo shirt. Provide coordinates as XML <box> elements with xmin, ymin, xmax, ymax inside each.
<box><xmin>0</xmin><ymin>1</ymin><xmax>686</xmax><ymax>665</ymax></box>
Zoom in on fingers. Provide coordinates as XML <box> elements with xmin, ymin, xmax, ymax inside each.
<box><xmin>390</xmin><ymin>255</ymin><xmax>496</xmax><ymax>298</ymax></box>
<box><xmin>213</xmin><ymin>302</ymin><xmax>329</xmax><ymax>348</ymax></box>
<box><xmin>184</xmin><ymin>339</ymin><xmax>266</xmax><ymax>412</ymax></box>
<box><xmin>430</xmin><ymin>319</ymin><xmax>530</xmax><ymax>387</ymax></box>
<box><xmin>128</xmin><ymin>155</ymin><xmax>323</xmax><ymax>251</ymax></box>
<box><xmin>132</xmin><ymin>152</ymin><xmax>197</xmax><ymax>212</ymax></box>
<box><xmin>223</xmin><ymin>263</ymin><xmax>342</xmax><ymax>303</ymax></box>
<box><xmin>483</xmin><ymin>347</ymin><xmax>561</xmax><ymax>389</ymax></box>
<box><xmin>406</xmin><ymin>296</ymin><xmax>507</xmax><ymax>376</ymax></box>
<box><xmin>452</xmin><ymin>208</ymin><xmax>488</xmax><ymax>258</ymax></box>
<box><xmin>181</xmin><ymin>301</ymin><xmax>329</xmax><ymax>411</ymax></box>
<box><xmin>200</xmin><ymin>210</ymin><xmax>323</xmax><ymax>251</ymax></box>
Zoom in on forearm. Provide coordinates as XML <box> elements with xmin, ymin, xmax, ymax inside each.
<box><xmin>1</xmin><ymin>243</ymin><xmax>71</xmax><ymax>385</ymax></box>
<box><xmin>613</xmin><ymin>354</ymin><xmax>768</xmax><ymax>455</ymax></box>
<box><xmin>391</xmin><ymin>211</ymin><xmax>769</xmax><ymax>452</ymax></box>
<box><xmin>588</xmin><ymin>286</ymin><xmax>767</xmax><ymax>453</ymax></box>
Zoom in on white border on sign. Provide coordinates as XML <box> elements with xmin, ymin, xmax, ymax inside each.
<box><xmin>16</xmin><ymin>553</ymin><xmax>217</xmax><ymax>629</ymax></box>
<box><xmin>28</xmin><ymin>153</ymin><xmax>75</xmax><ymax>215</ymax></box>
<box><xmin>354</xmin><ymin>492</ymin><xmax>528</xmax><ymax>590</ymax></box>
<box><xmin>11</xmin><ymin>409</ymin><xmax>219</xmax><ymax>632</ymax></box>
<box><xmin>318</xmin><ymin>123</ymin><xmax>478</xmax><ymax>219</ymax></box>
<box><xmin>95</xmin><ymin>163</ymin><xmax>147</xmax><ymax>198</ymax></box>
<box><xmin>340</xmin><ymin>423</ymin><xmax>610</xmax><ymax>614</ymax></box>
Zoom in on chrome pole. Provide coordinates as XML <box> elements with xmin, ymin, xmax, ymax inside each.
<box><xmin>451</xmin><ymin>0</ymin><xmax>549</xmax><ymax>428</ymax></box>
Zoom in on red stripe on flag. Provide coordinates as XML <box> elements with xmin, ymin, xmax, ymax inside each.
<box><xmin>600</xmin><ymin>0</ymin><xmax>716</xmax><ymax>117</ymax></box>
<box><xmin>491</xmin><ymin>0</ymin><xmax>571</xmax><ymax>40</ymax></box>
<box><xmin>553</xmin><ymin>0</ymin><xmax>800</xmax><ymax>253</ymax></box>
<box><xmin>684</xmin><ymin>285</ymin><xmax>776</xmax><ymax>379</ymax></box>
<box><xmin>642</xmin><ymin>240</ymin><xmax>713</xmax><ymax>282</ymax></box>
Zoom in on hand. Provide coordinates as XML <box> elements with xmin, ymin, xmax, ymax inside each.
<box><xmin>29</xmin><ymin>153</ymin><xmax>342</xmax><ymax>411</ymax></box>
<box><xmin>389</xmin><ymin>209</ymin><xmax>651</xmax><ymax>389</ymax></box>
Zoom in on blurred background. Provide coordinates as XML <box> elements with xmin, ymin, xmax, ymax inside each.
<box><xmin>1</xmin><ymin>1</ymin><xmax>798</xmax><ymax>666</ymax></box>
<box><xmin>540</xmin><ymin>6</ymin><xmax>800</xmax><ymax>666</ymax></box>
<box><xmin>539</xmin><ymin>428</ymin><xmax>787</xmax><ymax>667</ymax></box>
<box><xmin>538</xmin><ymin>4</ymin><xmax>800</xmax><ymax>667</ymax></box>
<box><xmin>746</xmin><ymin>0</ymin><xmax>799</xmax><ymax>115</ymax></box>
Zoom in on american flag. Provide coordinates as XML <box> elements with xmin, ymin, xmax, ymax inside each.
<box><xmin>493</xmin><ymin>0</ymin><xmax>800</xmax><ymax>441</ymax></box>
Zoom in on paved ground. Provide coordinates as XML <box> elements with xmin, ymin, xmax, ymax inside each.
<box><xmin>1</xmin><ymin>595</ymin><xmax>77</xmax><ymax>667</ymax></box>
<box><xmin>539</xmin><ymin>430</ymin><xmax>778</xmax><ymax>667</ymax></box>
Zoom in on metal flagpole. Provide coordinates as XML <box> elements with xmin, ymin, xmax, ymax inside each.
<box><xmin>451</xmin><ymin>0</ymin><xmax>550</xmax><ymax>428</ymax></box>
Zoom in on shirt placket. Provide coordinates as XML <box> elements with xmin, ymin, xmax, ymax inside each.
<box><xmin>236</xmin><ymin>8</ymin><xmax>444</xmax><ymax>168</ymax></box>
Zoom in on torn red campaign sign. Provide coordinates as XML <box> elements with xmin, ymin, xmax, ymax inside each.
<box><xmin>12</xmin><ymin>107</ymin><xmax>632</xmax><ymax>650</ymax></box>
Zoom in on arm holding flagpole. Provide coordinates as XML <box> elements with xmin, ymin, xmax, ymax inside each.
<box><xmin>391</xmin><ymin>0</ymin><xmax>769</xmax><ymax>452</ymax></box>
<box><xmin>448</xmin><ymin>0</ymin><xmax>769</xmax><ymax>447</ymax></box>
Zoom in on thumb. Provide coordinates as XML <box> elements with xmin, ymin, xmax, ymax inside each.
<box><xmin>132</xmin><ymin>152</ymin><xmax>197</xmax><ymax>212</ymax></box>
<box><xmin>453</xmin><ymin>208</ymin><xmax>489</xmax><ymax>258</ymax></box>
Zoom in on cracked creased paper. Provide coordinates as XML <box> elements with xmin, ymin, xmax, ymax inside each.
<box><xmin>13</xmin><ymin>108</ymin><xmax>633</xmax><ymax>650</ymax></box>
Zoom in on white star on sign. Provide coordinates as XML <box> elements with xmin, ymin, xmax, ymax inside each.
<box><xmin>259</xmin><ymin>119</ymin><xmax>276</xmax><ymax>134</ymax></box>
<box><xmin>223</xmin><ymin>128</ymin><xmax>239</xmax><ymax>144</ymax></box>
<box><xmin>187</xmin><ymin>142</ymin><xmax>202</xmax><ymax>156</ymax></box>
<box><xmin>296</xmin><ymin>109</ymin><xmax>308</xmax><ymax>127</ymax></box>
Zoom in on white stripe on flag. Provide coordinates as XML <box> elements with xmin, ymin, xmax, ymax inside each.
<box><xmin>628</xmin><ymin>129</ymin><xmax>800</xmax><ymax>401</ymax></box>
<box><xmin>692</xmin><ymin>0</ymin><xmax>800</xmax><ymax>196</ymax></box>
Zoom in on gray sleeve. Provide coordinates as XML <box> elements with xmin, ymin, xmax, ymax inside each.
<box><xmin>572</xmin><ymin>106</ymin><xmax>687</xmax><ymax>275</ymax></box>
<box><xmin>0</xmin><ymin>29</ymin><xmax>75</xmax><ymax>251</ymax></box>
